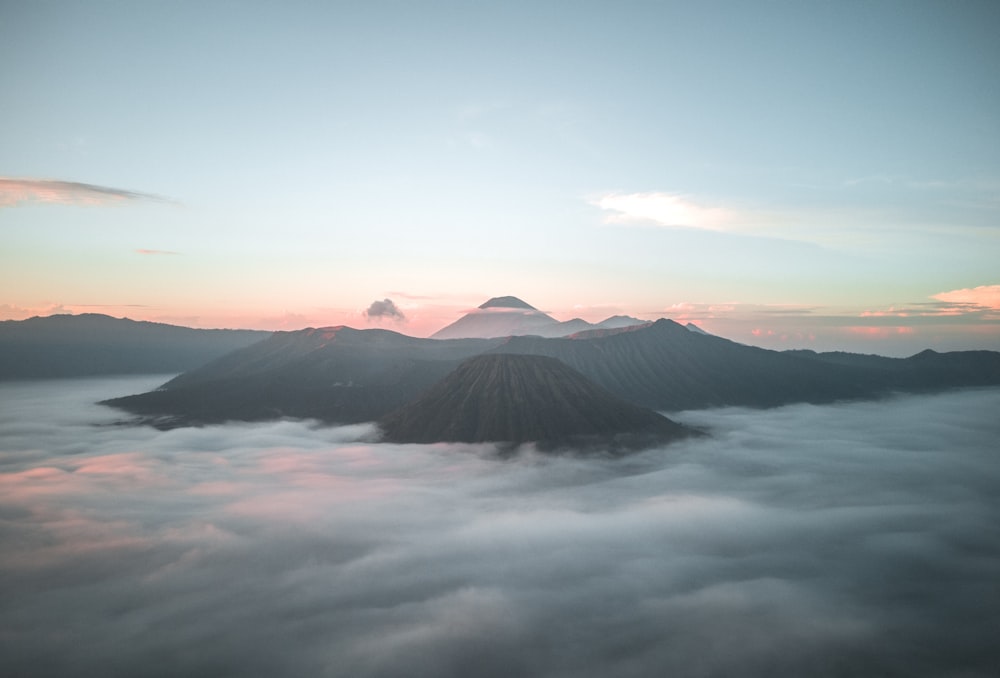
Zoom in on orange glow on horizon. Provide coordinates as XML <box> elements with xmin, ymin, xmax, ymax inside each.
<box><xmin>845</xmin><ymin>326</ymin><xmax>916</xmax><ymax>337</ymax></box>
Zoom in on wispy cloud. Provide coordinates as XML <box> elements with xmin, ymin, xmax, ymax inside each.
<box><xmin>931</xmin><ymin>284</ymin><xmax>1000</xmax><ymax>311</ymax></box>
<box><xmin>591</xmin><ymin>185</ymin><xmax>1000</xmax><ymax>251</ymax></box>
<box><xmin>0</xmin><ymin>177</ymin><xmax>170</xmax><ymax>207</ymax></box>
<box><xmin>135</xmin><ymin>249</ymin><xmax>179</xmax><ymax>256</ymax></box>
<box><xmin>659</xmin><ymin>301</ymin><xmax>820</xmax><ymax>322</ymax></box>
<box><xmin>592</xmin><ymin>192</ymin><xmax>736</xmax><ymax>231</ymax></box>
<box><xmin>856</xmin><ymin>286</ymin><xmax>1000</xmax><ymax>320</ymax></box>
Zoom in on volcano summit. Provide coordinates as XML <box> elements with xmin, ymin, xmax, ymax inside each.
<box><xmin>430</xmin><ymin>296</ymin><xmax>646</xmax><ymax>339</ymax></box>
<box><xmin>378</xmin><ymin>353</ymin><xmax>695</xmax><ymax>451</ymax></box>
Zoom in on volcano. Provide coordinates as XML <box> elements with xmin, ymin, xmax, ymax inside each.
<box><xmin>377</xmin><ymin>353</ymin><xmax>695</xmax><ymax>451</ymax></box>
<box><xmin>430</xmin><ymin>297</ymin><xmax>561</xmax><ymax>339</ymax></box>
<box><xmin>430</xmin><ymin>296</ymin><xmax>646</xmax><ymax>339</ymax></box>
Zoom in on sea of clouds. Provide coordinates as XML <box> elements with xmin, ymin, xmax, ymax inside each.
<box><xmin>1</xmin><ymin>376</ymin><xmax>998</xmax><ymax>677</ymax></box>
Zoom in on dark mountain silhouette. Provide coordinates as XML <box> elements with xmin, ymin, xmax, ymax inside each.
<box><xmin>784</xmin><ymin>347</ymin><xmax>1000</xmax><ymax>389</ymax></box>
<box><xmin>103</xmin><ymin>326</ymin><xmax>504</xmax><ymax>428</ymax></box>
<box><xmin>487</xmin><ymin>319</ymin><xmax>1000</xmax><ymax>410</ymax></box>
<box><xmin>102</xmin><ymin>315</ymin><xmax>1000</xmax><ymax>432</ymax></box>
<box><xmin>0</xmin><ymin>314</ymin><xmax>268</xmax><ymax>380</ymax></box>
<box><xmin>378</xmin><ymin>353</ymin><xmax>694</xmax><ymax>451</ymax></box>
<box><xmin>431</xmin><ymin>295</ymin><xmax>647</xmax><ymax>339</ymax></box>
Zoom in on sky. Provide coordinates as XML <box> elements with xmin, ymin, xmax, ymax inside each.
<box><xmin>2</xmin><ymin>0</ymin><xmax>999</xmax><ymax>355</ymax></box>
<box><xmin>2</xmin><ymin>377</ymin><xmax>999</xmax><ymax>676</ymax></box>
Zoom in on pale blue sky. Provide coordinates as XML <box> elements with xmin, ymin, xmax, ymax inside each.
<box><xmin>2</xmin><ymin>0</ymin><xmax>998</xmax><ymax>354</ymax></box>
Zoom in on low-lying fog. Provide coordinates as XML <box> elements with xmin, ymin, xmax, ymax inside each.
<box><xmin>2</xmin><ymin>376</ymin><xmax>998</xmax><ymax>677</ymax></box>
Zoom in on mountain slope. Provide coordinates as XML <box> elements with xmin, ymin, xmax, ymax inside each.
<box><xmin>104</xmin><ymin>326</ymin><xmax>504</xmax><ymax>427</ymax></box>
<box><xmin>378</xmin><ymin>353</ymin><xmax>693</xmax><ymax>450</ymax></box>
<box><xmin>0</xmin><ymin>314</ymin><xmax>268</xmax><ymax>380</ymax></box>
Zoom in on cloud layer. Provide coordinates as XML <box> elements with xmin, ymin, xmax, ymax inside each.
<box><xmin>1</xmin><ymin>377</ymin><xmax>999</xmax><ymax>677</ymax></box>
<box><xmin>0</xmin><ymin>177</ymin><xmax>167</xmax><ymax>207</ymax></box>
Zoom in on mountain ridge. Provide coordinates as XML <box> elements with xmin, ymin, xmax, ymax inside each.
<box><xmin>479</xmin><ymin>296</ymin><xmax>537</xmax><ymax>310</ymax></box>
<box><xmin>103</xmin><ymin>315</ymin><xmax>1000</xmax><ymax>430</ymax></box>
<box><xmin>103</xmin><ymin>326</ymin><xmax>505</xmax><ymax>428</ymax></box>
<box><xmin>0</xmin><ymin>313</ymin><xmax>269</xmax><ymax>380</ymax></box>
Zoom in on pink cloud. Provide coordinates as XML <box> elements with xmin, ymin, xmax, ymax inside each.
<box><xmin>931</xmin><ymin>285</ymin><xmax>1000</xmax><ymax>311</ymax></box>
<box><xmin>0</xmin><ymin>177</ymin><xmax>168</xmax><ymax>207</ymax></box>
<box><xmin>859</xmin><ymin>306</ymin><xmax>909</xmax><ymax>318</ymax></box>
<box><xmin>844</xmin><ymin>326</ymin><xmax>916</xmax><ymax>337</ymax></box>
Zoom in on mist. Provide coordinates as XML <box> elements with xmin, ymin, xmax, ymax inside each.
<box><xmin>2</xmin><ymin>376</ymin><xmax>998</xmax><ymax>677</ymax></box>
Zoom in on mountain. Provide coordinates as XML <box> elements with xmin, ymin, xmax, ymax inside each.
<box><xmin>479</xmin><ymin>296</ymin><xmax>535</xmax><ymax>310</ymax></box>
<box><xmin>378</xmin><ymin>353</ymin><xmax>695</xmax><ymax>451</ymax></box>
<box><xmin>431</xmin><ymin>297</ymin><xmax>559</xmax><ymax>339</ymax></box>
<box><xmin>0</xmin><ymin>314</ymin><xmax>268</xmax><ymax>381</ymax></box>
<box><xmin>430</xmin><ymin>296</ymin><xmax>647</xmax><ymax>339</ymax></box>
<box><xmin>784</xmin><ymin>347</ymin><xmax>1000</xmax><ymax>389</ymax></box>
<box><xmin>488</xmin><ymin>319</ymin><xmax>1000</xmax><ymax>410</ymax></box>
<box><xmin>103</xmin><ymin>326</ymin><xmax>504</xmax><ymax>428</ymax></box>
<box><xmin>102</xmin><ymin>317</ymin><xmax>1000</xmax><ymax>430</ymax></box>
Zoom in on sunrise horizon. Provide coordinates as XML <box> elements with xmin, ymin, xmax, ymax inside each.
<box><xmin>4</xmin><ymin>281</ymin><xmax>998</xmax><ymax>357</ymax></box>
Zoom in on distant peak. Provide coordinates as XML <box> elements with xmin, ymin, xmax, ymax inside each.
<box><xmin>651</xmin><ymin>318</ymin><xmax>686</xmax><ymax>330</ymax></box>
<box><xmin>479</xmin><ymin>296</ymin><xmax>537</xmax><ymax>311</ymax></box>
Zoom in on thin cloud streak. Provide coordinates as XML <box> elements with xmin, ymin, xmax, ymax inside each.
<box><xmin>0</xmin><ymin>177</ymin><xmax>171</xmax><ymax>207</ymax></box>
<box><xmin>135</xmin><ymin>249</ymin><xmax>180</xmax><ymax>256</ymax></box>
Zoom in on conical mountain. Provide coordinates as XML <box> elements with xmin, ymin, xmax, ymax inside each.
<box><xmin>478</xmin><ymin>296</ymin><xmax>537</xmax><ymax>310</ymax></box>
<box><xmin>430</xmin><ymin>296</ymin><xmax>647</xmax><ymax>339</ymax></box>
<box><xmin>378</xmin><ymin>353</ymin><xmax>694</xmax><ymax>451</ymax></box>
<box><xmin>430</xmin><ymin>296</ymin><xmax>560</xmax><ymax>339</ymax></box>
